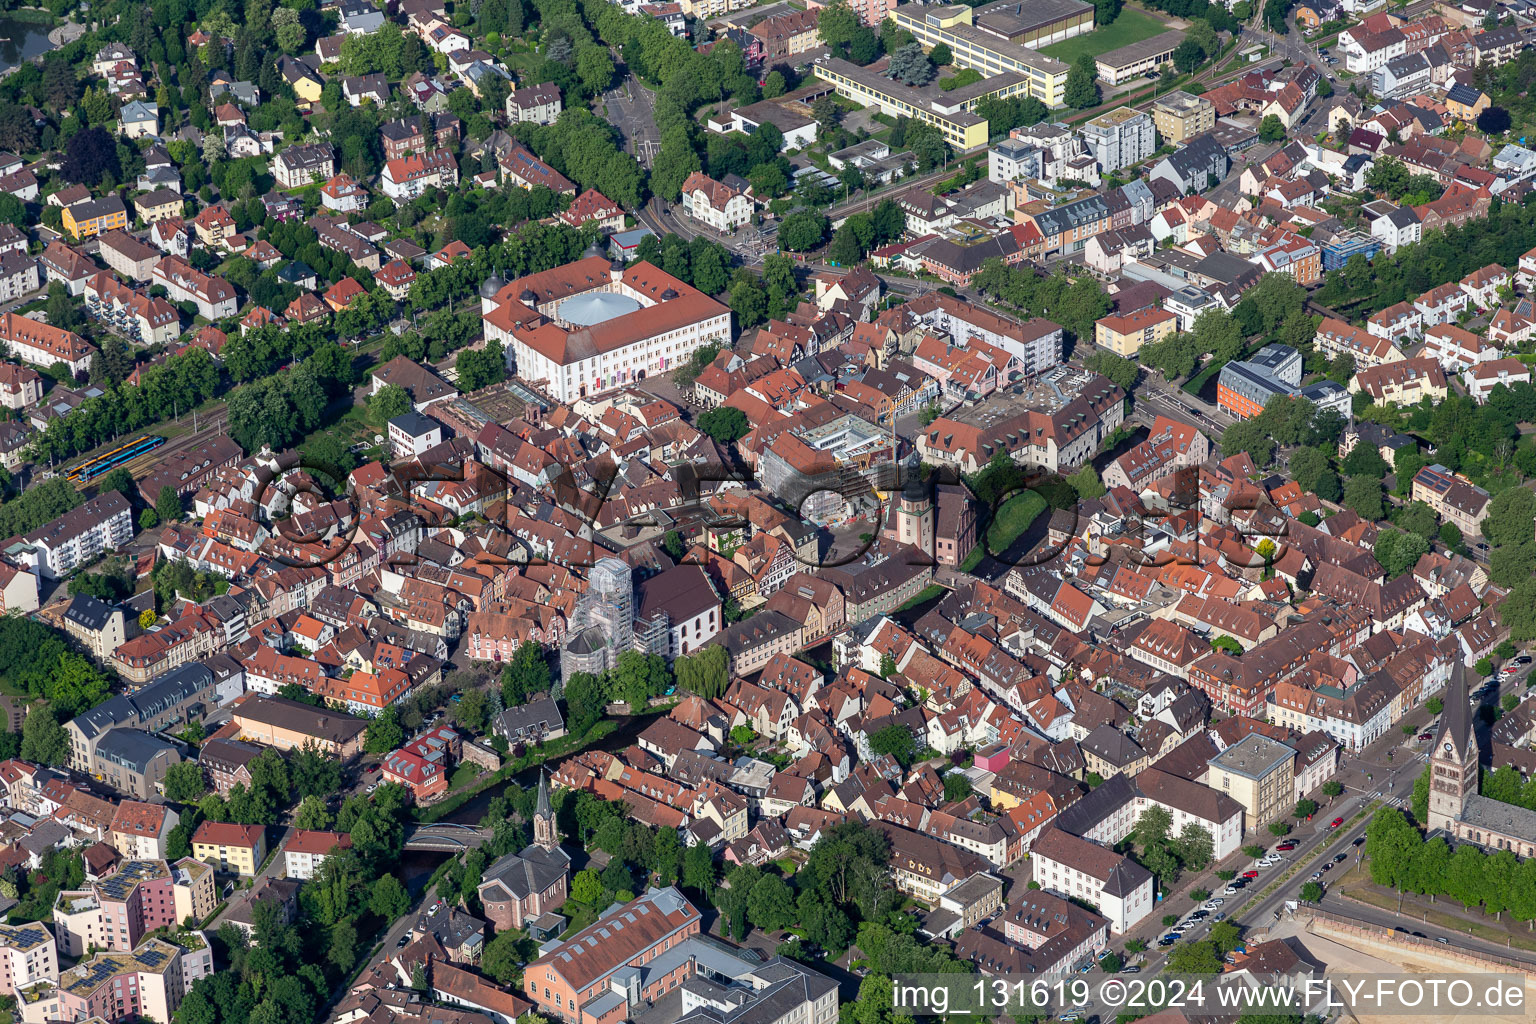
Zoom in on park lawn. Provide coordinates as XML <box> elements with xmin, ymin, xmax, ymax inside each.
<box><xmin>1040</xmin><ymin>8</ymin><xmax>1169</xmax><ymax>64</ymax></box>
<box><xmin>959</xmin><ymin>491</ymin><xmax>1048</xmax><ymax>572</ymax></box>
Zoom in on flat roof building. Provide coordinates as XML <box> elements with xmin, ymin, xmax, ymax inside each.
<box><xmin>1207</xmin><ymin>733</ymin><xmax>1296</xmax><ymax>833</ymax></box>
<box><xmin>1096</xmin><ymin>30</ymin><xmax>1186</xmax><ymax>85</ymax></box>
<box><xmin>814</xmin><ymin>57</ymin><xmax>1024</xmax><ymax>152</ymax></box>
<box><xmin>969</xmin><ymin>0</ymin><xmax>1093</xmax><ymax>47</ymax></box>
<box><xmin>1151</xmin><ymin>90</ymin><xmax>1216</xmax><ymax>143</ymax></box>
<box><xmin>888</xmin><ymin>5</ymin><xmax>1071</xmax><ymax>108</ymax></box>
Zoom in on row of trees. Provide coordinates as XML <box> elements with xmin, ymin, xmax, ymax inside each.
<box><xmin>1140</xmin><ymin>274</ymin><xmax>1313</xmax><ymax>383</ymax></box>
<box><xmin>1367</xmin><ymin>806</ymin><xmax>1536</xmax><ymax>918</ymax></box>
<box><xmin>1221</xmin><ymin>395</ymin><xmax>1346</xmax><ymax>474</ymax></box>
<box><xmin>969</xmin><ymin>258</ymin><xmax>1113</xmax><ymax>346</ymax></box>
<box><xmin>1328</xmin><ymin>196</ymin><xmax>1536</xmax><ymax>325</ymax></box>
<box><xmin>27</xmin><ymin>346</ymin><xmax>220</xmax><ymax>463</ymax></box>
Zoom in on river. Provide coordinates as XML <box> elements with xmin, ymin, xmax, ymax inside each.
<box><xmin>395</xmin><ymin>709</ymin><xmax>659</xmax><ymax>888</ymax></box>
<box><xmin>0</xmin><ymin>14</ymin><xmax>56</xmax><ymax>74</ymax></box>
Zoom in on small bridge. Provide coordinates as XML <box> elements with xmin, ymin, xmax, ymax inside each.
<box><xmin>403</xmin><ymin>822</ymin><xmax>494</xmax><ymax>852</ymax></box>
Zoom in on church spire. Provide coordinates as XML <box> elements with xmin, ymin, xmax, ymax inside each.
<box><xmin>533</xmin><ymin>768</ymin><xmax>556</xmax><ymax>849</ymax></box>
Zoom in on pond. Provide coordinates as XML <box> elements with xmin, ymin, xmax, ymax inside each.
<box><xmin>0</xmin><ymin>14</ymin><xmax>55</xmax><ymax>74</ymax></box>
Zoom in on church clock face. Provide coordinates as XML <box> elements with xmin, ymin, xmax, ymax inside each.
<box><xmin>1444</xmin><ymin>741</ymin><xmax>1453</xmax><ymax>754</ymax></box>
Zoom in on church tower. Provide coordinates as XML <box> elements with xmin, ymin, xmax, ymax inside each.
<box><xmin>533</xmin><ymin>768</ymin><xmax>557</xmax><ymax>850</ymax></box>
<box><xmin>1428</xmin><ymin>673</ymin><xmax>1479</xmax><ymax>831</ymax></box>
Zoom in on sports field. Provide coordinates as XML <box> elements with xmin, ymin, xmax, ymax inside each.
<box><xmin>1040</xmin><ymin>7</ymin><xmax>1170</xmax><ymax>63</ymax></box>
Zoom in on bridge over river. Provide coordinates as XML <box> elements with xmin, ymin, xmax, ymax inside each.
<box><xmin>402</xmin><ymin>822</ymin><xmax>494</xmax><ymax>852</ymax></box>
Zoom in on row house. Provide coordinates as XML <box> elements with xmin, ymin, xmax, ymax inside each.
<box><xmin>1313</xmin><ymin>318</ymin><xmax>1403</xmax><ymax>369</ymax></box>
<box><xmin>152</xmin><ymin>257</ymin><xmax>238</xmax><ymax>320</ymax></box>
<box><xmin>1349</xmin><ymin>356</ymin><xmax>1447</xmax><ymax>407</ymax></box>
<box><xmin>1366</xmin><ymin>301</ymin><xmax>1423</xmax><ymax>343</ymax></box>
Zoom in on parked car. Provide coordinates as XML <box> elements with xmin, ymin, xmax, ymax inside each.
<box><xmin>1330</xmin><ymin>817</ymin><xmax>1345</xmax><ymax>828</ymax></box>
<box><xmin>1516</xmin><ymin>655</ymin><xmax>1531</xmax><ymax>665</ymax></box>
<box><xmin>1311</xmin><ymin>871</ymin><xmax>1324</xmax><ymax>880</ymax></box>
<box><xmin>1276</xmin><ymin>842</ymin><xmax>1296</xmax><ymax>851</ymax></box>
<box><xmin>1418</xmin><ymin>732</ymin><xmax>1433</xmax><ymax>740</ymax></box>
<box><xmin>1213</xmin><ymin>913</ymin><xmax>1227</xmax><ymax>922</ymax></box>
<box><xmin>1224</xmin><ymin>886</ymin><xmax>1239</xmax><ymax>896</ymax></box>
<box><xmin>1333</xmin><ymin>853</ymin><xmax>1348</xmax><ymax>863</ymax></box>
<box><xmin>1121</xmin><ymin>966</ymin><xmax>1141</xmax><ymax>974</ymax></box>
<box><xmin>1242</xmin><ymin>870</ymin><xmax>1259</xmax><ymax>878</ymax></box>
<box><xmin>1353</xmin><ymin>836</ymin><xmax>1366</xmax><ymax>846</ymax></box>
<box><xmin>396</xmin><ymin>935</ymin><xmax>410</xmax><ymax>949</ymax></box>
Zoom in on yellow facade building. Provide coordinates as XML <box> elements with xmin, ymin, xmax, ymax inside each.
<box><xmin>61</xmin><ymin>196</ymin><xmax>128</xmax><ymax>240</ymax></box>
<box><xmin>814</xmin><ymin>58</ymin><xmax>1009</xmax><ymax>151</ymax></box>
<box><xmin>191</xmin><ymin>821</ymin><xmax>267</xmax><ymax>875</ymax></box>
<box><xmin>1205</xmin><ymin>734</ymin><xmax>1296</xmax><ymax>833</ymax></box>
<box><xmin>888</xmin><ymin>4</ymin><xmax>1070</xmax><ymax>108</ymax></box>
<box><xmin>1151</xmin><ymin>90</ymin><xmax>1216</xmax><ymax>144</ymax></box>
<box><xmin>1094</xmin><ymin>307</ymin><xmax>1178</xmax><ymax>357</ymax></box>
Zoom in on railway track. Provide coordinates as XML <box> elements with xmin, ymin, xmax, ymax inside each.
<box><xmin>68</xmin><ymin>415</ymin><xmax>228</xmax><ymax>494</ymax></box>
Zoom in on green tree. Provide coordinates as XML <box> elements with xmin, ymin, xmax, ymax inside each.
<box><xmin>1175</xmin><ymin>822</ymin><xmax>1214</xmax><ymax>871</ymax></box>
<box><xmin>20</xmin><ymin>705</ymin><xmax>68</xmax><ymax>766</ymax></box>
<box><xmin>869</xmin><ymin>724</ymin><xmax>917</xmax><ymax>766</ymax></box>
<box><xmin>729</xmin><ymin>278</ymin><xmax>767</xmax><ymax>328</ymax></box>
<box><xmin>1374</xmin><ymin>527</ymin><xmax>1429</xmax><ymax>578</ymax></box>
<box><xmin>368</xmin><ymin>384</ymin><xmax>412</xmax><ymax>428</ymax></box>
<box><xmin>1343</xmin><ymin>475</ymin><xmax>1385</xmax><ymax>521</ymax></box>
<box><xmin>502</xmin><ymin>641</ymin><xmax>553</xmax><ymax>706</ymax></box>
<box><xmin>481</xmin><ymin>928</ymin><xmax>527</xmax><ymax>985</ymax></box>
<box><xmin>886</xmin><ymin>43</ymin><xmax>935</xmax><ymax>86</ymax></box>
<box><xmin>1172</xmin><ymin>38</ymin><xmax>1206</xmax><ymax>73</ymax></box>
<box><xmin>328</xmin><ymin>917</ymin><xmax>358</xmax><ymax>971</ymax></box>
<box><xmin>364</xmin><ymin>706</ymin><xmax>405</xmax><ymax>754</ymax></box>
<box><xmin>697</xmin><ymin>406</ymin><xmax>750</xmax><ymax>443</ymax></box>
<box><xmin>572</xmin><ymin>868</ymin><xmax>604</xmax><ymax>905</ymax></box>
<box><xmin>1068</xmin><ymin>463</ymin><xmax>1106</xmax><ymax>500</ymax></box>
<box><xmin>562</xmin><ymin>671</ymin><xmax>606</xmax><ymax>735</ymax></box>
<box><xmin>747</xmin><ymin>874</ymin><xmax>796</xmax><ymax>931</ymax></box>
<box><xmin>1064</xmin><ymin>54</ymin><xmax>1100</xmax><ymax>109</ymax></box>
<box><xmin>294</xmin><ymin>794</ymin><xmax>334</xmax><ymax>830</ymax></box>
<box><xmin>163</xmin><ymin>761</ymin><xmax>208</xmax><ymax>803</ymax></box>
<box><xmin>779</xmin><ymin>211</ymin><xmax>828</xmax><ymax>251</ymax></box>
<box><xmin>1167</xmin><ymin>940</ymin><xmax>1224</xmax><ymax>974</ymax></box>
<box><xmin>1133</xmin><ymin>805</ymin><xmax>1173</xmax><ymax>849</ymax></box>
<box><xmin>943</xmin><ymin>773</ymin><xmax>973</xmax><ymax>803</ymax></box>
<box><xmin>369</xmin><ymin>873</ymin><xmax>410</xmax><ymax>921</ymax></box>
<box><xmin>1258</xmin><ymin>114</ymin><xmax>1286</xmax><ymax>142</ymax></box>
<box><xmin>817</xmin><ymin>0</ymin><xmax>859</xmax><ymax>49</ymax></box>
<box><xmin>156</xmin><ymin>485</ymin><xmax>182</xmax><ymax>524</ymax></box>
